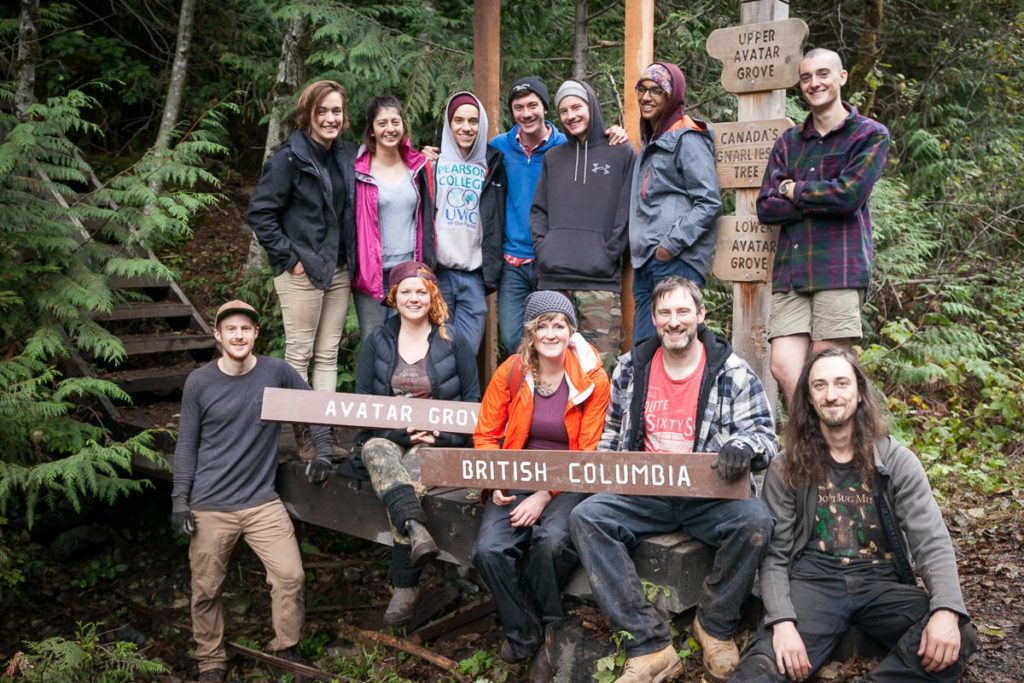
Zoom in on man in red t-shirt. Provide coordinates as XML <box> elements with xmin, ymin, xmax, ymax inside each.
<box><xmin>570</xmin><ymin>276</ymin><xmax>778</xmax><ymax>682</ymax></box>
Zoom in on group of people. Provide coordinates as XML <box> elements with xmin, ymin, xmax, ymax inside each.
<box><xmin>170</xmin><ymin>47</ymin><xmax>978</xmax><ymax>683</ymax></box>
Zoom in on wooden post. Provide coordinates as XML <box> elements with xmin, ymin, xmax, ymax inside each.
<box><xmin>474</xmin><ymin>0</ymin><xmax>501</xmax><ymax>381</ymax></box>
<box><xmin>622</xmin><ymin>0</ymin><xmax>654</xmax><ymax>348</ymax></box>
<box><xmin>729</xmin><ymin>0</ymin><xmax>792</xmax><ymax>404</ymax></box>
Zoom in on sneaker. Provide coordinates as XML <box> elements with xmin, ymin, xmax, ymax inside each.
<box><xmin>691</xmin><ymin>615</ymin><xmax>739</xmax><ymax>681</ymax></box>
<box><xmin>614</xmin><ymin>644</ymin><xmax>683</xmax><ymax>682</ymax></box>
<box><xmin>406</xmin><ymin>520</ymin><xmax>439</xmax><ymax>567</ymax></box>
<box><xmin>197</xmin><ymin>668</ymin><xmax>227</xmax><ymax>683</ymax></box>
<box><xmin>383</xmin><ymin>586</ymin><xmax>419</xmax><ymax>626</ymax></box>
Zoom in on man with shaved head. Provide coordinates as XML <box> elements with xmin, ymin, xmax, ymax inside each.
<box><xmin>756</xmin><ymin>48</ymin><xmax>889</xmax><ymax>406</ymax></box>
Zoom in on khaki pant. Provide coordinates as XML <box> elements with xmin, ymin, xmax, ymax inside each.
<box><xmin>189</xmin><ymin>499</ymin><xmax>304</xmax><ymax>672</ymax></box>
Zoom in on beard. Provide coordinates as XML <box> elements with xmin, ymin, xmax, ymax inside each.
<box><xmin>658</xmin><ymin>326</ymin><xmax>694</xmax><ymax>352</ymax></box>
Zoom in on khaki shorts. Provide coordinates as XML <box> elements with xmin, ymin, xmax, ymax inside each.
<box><xmin>768</xmin><ymin>289</ymin><xmax>864</xmax><ymax>341</ymax></box>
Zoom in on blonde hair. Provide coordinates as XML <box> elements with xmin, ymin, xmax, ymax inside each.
<box><xmin>385</xmin><ymin>277</ymin><xmax>450</xmax><ymax>340</ymax></box>
<box><xmin>515</xmin><ymin>312</ymin><xmax>575</xmax><ymax>381</ymax></box>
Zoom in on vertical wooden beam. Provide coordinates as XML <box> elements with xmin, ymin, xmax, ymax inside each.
<box><xmin>622</xmin><ymin>0</ymin><xmax>654</xmax><ymax>348</ymax></box>
<box><xmin>731</xmin><ymin>0</ymin><xmax>789</xmax><ymax>405</ymax></box>
<box><xmin>474</xmin><ymin>0</ymin><xmax>501</xmax><ymax>381</ymax></box>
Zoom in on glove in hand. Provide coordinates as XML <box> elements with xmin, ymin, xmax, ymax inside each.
<box><xmin>712</xmin><ymin>441</ymin><xmax>754</xmax><ymax>482</ymax></box>
<box><xmin>171</xmin><ymin>496</ymin><xmax>195</xmax><ymax>536</ymax></box>
<box><xmin>306</xmin><ymin>458</ymin><xmax>332</xmax><ymax>484</ymax></box>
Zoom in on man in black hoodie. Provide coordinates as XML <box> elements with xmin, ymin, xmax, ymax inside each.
<box><xmin>530</xmin><ymin>80</ymin><xmax>636</xmax><ymax>370</ymax></box>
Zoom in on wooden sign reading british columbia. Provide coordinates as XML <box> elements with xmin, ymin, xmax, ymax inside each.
<box><xmin>261</xmin><ymin>388</ymin><xmax>480</xmax><ymax>434</ymax></box>
<box><xmin>712</xmin><ymin>216</ymin><xmax>781</xmax><ymax>282</ymax></box>
<box><xmin>706</xmin><ymin>18</ymin><xmax>808</xmax><ymax>93</ymax></box>
<box><xmin>420</xmin><ymin>448</ymin><xmax>750</xmax><ymax>499</ymax></box>
<box><xmin>713</xmin><ymin>119</ymin><xmax>792</xmax><ymax>189</ymax></box>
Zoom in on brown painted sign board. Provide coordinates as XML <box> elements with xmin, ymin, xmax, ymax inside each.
<box><xmin>713</xmin><ymin>118</ymin><xmax>792</xmax><ymax>189</ymax></box>
<box><xmin>712</xmin><ymin>216</ymin><xmax>781</xmax><ymax>282</ymax></box>
<box><xmin>261</xmin><ymin>388</ymin><xmax>480</xmax><ymax>434</ymax></box>
<box><xmin>706</xmin><ymin>18</ymin><xmax>808</xmax><ymax>93</ymax></box>
<box><xmin>420</xmin><ymin>448</ymin><xmax>750</xmax><ymax>499</ymax></box>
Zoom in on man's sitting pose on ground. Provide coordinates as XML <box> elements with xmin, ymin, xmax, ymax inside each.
<box><xmin>730</xmin><ymin>348</ymin><xmax>977</xmax><ymax>682</ymax></box>
<box><xmin>570</xmin><ymin>276</ymin><xmax>778</xmax><ymax>683</ymax></box>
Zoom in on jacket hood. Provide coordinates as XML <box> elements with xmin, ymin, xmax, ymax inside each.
<box><xmin>641</xmin><ymin>62</ymin><xmax>688</xmax><ymax>143</ymax></box>
<box><xmin>557</xmin><ymin>80</ymin><xmax>607</xmax><ymax>147</ymax></box>
<box><xmin>353</xmin><ymin>136</ymin><xmax>427</xmax><ymax>177</ymax></box>
<box><xmin>440</xmin><ymin>91</ymin><xmax>489</xmax><ymax>165</ymax></box>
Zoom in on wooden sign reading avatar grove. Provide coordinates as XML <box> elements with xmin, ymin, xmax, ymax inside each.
<box><xmin>261</xmin><ymin>388</ymin><xmax>479</xmax><ymax>433</ymax></box>
<box><xmin>420</xmin><ymin>448</ymin><xmax>750</xmax><ymax>499</ymax></box>
<box><xmin>712</xmin><ymin>216</ymin><xmax>781</xmax><ymax>282</ymax></box>
<box><xmin>706</xmin><ymin>18</ymin><xmax>808</xmax><ymax>93</ymax></box>
<box><xmin>713</xmin><ymin>119</ymin><xmax>791</xmax><ymax>189</ymax></box>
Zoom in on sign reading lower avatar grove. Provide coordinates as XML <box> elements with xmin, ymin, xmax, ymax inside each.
<box><xmin>713</xmin><ymin>119</ymin><xmax>792</xmax><ymax>189</ymax></box>
<box><xmin>420</xmin><ymin>448</ymin><xmax>751</xmax><ymax>499</ymax></box>
<box><xmin>706</xmin><ymin>18</ymin><xmax>808</xmax><ymax>93</ymax></box>
<box><xmin>712</xmin><ymin>216</ymin><xmax>781</xmax><ymax>282</ymax></box>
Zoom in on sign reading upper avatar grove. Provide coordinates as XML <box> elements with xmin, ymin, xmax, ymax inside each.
<box><xmin>712</xmin><ymin>119</ymin><xmax>792</xmax><ymax>189</ymax></box>
<box><xmin>706</xmin><ymin>18</ymin><xmax>808</xmax><ymax>93</ymax></box>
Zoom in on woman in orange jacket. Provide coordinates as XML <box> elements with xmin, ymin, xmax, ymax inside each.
<box><xmin>471</xmin><ymin>290</ymin><xmax>610</xmax><ymax>666</ymax></box>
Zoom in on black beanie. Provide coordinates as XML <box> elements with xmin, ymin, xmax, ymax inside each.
<box><xmin>507</xmin><ymin>76</ymin><xmax>550</xmax><ymax>113</ymax></box>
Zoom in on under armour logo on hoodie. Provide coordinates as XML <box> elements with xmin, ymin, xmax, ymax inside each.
<box><xmin>591</xmin><ymin>163</ymin><xmax>611</xmax><ymax>175</ymax></box>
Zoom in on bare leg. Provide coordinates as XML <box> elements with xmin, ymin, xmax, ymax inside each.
<box><xmin>770</xmin><ymin>334</ymin><xmax>810</xmax><ymax>406</ymax></box>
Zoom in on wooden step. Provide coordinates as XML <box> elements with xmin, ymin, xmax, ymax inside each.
<box><xmin>109</xmin><ymin>275</ymin><xmax>173</xmax><ymax>290</ymax></box>
<box><xmin>104</xmin><ymin>366</ymin><xmax>196</xmax><ymax>394</ymax></box>
<box><xmin>91</xmin><ymin>302</ymin><xmax>194</xmax><ymax>322</ymax></box>
<box><xmin>119</xmin><ymin>332</ymin><xmax>216</xmax><ymax>356</ymax></box>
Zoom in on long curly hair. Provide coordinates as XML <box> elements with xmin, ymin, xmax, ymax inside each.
<box><xmin>384</xmin><ymin>277</ymin><xmax>450</xmax><ymax>340</ymax></box>
<box><xmin>515</xmin><ymin>312</ymin><xmax>575</xmax><ymax>383</ymax></box>
<box><xmin>783</xmin><ymin>347</ymin><xmax>888</xmax><ymax>490</ymax></box>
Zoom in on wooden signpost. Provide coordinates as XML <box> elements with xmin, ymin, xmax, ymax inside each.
<box><xmin>712</xmin><ymin>118</ymin><xmax>792</xmax><ymax>190</ymax></box>
<box><xmin>420</xmin><ymin>448</ymin><xmax>750</xmax><ymax>499</ymax></box>
<box><xmin>706</xmin><ymin>18</ymin><xmax>808</xmax><ymax>93</ymax></box>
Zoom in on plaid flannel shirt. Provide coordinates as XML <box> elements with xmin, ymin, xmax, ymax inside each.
<box><xmin>599</xmin><ymin>328</ymin><xmax>778</xmax><ymax>471</ymax></box>
<box><xmin>756</xmin><ymin>104</ymin><xmax>890</xmax><ymax>293</ymax></box>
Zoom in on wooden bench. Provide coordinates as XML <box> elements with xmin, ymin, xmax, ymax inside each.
<box><xmin>264</xmin><ymin>388</ymin><xmax>716</xmax><ymax>615</ymax></box>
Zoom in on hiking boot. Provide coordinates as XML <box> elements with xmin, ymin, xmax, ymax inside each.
<box><xmin>331</xmin><ymin>426</ymin><xmax>350</xmax><ymax>461</ymax></box>
<box><xmin>266</xmin><ymin>646</ymin><xmax>307</xmax><ymax>666</ymax></box>
<box><xmin>499</xmin><ymin>639</ymin><xmax>533</xmax><ymax>664</ymax></box>
<box><xmin>692</xmin><ymin>615</ymin><xmax>739</xmax><ymax>681</ymax></box>
<box><xmin>614</xmin><ymin>644</ymin><xmax>682</xmax><ymax>682</ymax></box>
<box><xmin>383</xmin><ymin>586</ymin><xmax>419</xmax><ymax>626</ymax></box>
<box><xmin>406</xmin><ymin>520</ymin><xmax>439</xmax><ymax>567</ymax></box>
<box><xmin>197</xmin><ymin>668</ymin><xmax>227</xmax><ymax>683</ymax></box>
<box><xmin>293</xmin><ymin>424</ymin><xmax>316</xmax><ymax>462</ymax></box>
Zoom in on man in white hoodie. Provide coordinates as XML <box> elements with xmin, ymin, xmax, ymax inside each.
<box><xmin>431</xmin><ymin>91</ymin><xmax>506</xmax><ymax>352</ymax></box>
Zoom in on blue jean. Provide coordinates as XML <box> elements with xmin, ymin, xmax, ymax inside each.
<box><xmin>569</xmin><ymin>492</ymin><xmax>772</xmax><ymax>657</ymax></box>
<box><xmin>437</xmin><ymin>267</ymin><xmax>487</xmax><ymax>353</ymax></box>
<box><xmin>472</xmin><ymin>492</ymin><xmax>587</xmax><ymax>660</ymax></box>
<box><xmin>632</xmin><ymin>258</ymin><xmax>705</xmax><ymax>343</ymax></box>
<box><xmin>497</xmin><ymin>260</ymin><xmax>537</xmax><ymax>354</ymax></box>
<box><xmin>732</xmin><ymin>554</ymin><xmax>978</xmax><ymax>682</ymax></box>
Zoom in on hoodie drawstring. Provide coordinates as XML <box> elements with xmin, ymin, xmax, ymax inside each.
<box><xmin>572</xmin><ymin>140</ymin><xmax>590</xmax><ymax>184</ymax></box>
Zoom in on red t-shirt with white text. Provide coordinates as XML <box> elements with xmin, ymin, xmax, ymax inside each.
<box><xmin>642</xmin><ymin>347</ymin><xmax>706</xmax><ymax>453</ymax></box>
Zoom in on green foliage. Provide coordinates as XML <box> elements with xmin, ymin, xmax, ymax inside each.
<box><xmin>593</xmin><ymin>630</ymin><xmax>635</xmax><ymax>683</ymax></box>
<box><xmin>1</xmin><ymin>621</ymin><xmax>167</xmax><ymax>682</ymax></box>
<box><xmin>321</xmin><ymin>642</ymin><xmax>412</xmax><ymax>682</ymax></box>
<box><xmin>640</xmin><ymin>578</ymin><xmax>670</xmax><ymax>605</ymax></box>
<box><xmin>69</xmin><ymin>554</ymin><xmax>128</xmax><ymax>589</ymax></box>
<box><xmin>457</xmin><ymin>649</ymin><xmax>494</xmax><ymax>677</ymax></box>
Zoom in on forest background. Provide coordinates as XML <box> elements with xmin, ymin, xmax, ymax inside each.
<box><xmin>0</xmin><ymin>0</ymin><xmax>1021</xmax><ymax>680</ymax></box>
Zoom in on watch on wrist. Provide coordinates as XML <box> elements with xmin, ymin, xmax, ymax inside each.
<box><xmin>780</xmin><ymin>179</ymin><xmax>794</xmax><ymax>196</ymax></box>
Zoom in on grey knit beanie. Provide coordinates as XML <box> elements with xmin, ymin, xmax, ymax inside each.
<box><xmin>555</xmin><ymin>80</ymin><xmax>588</xmax><ymax>109</ymax></box>
<box><xmin>523</xmin><ymin>290</ymin><xmax>577</xmax><ymax>329</ymax></box>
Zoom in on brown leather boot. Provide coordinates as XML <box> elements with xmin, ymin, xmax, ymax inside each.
<box><xmin>405</xmin><ymin>520</ymin><xmax>439</xmax><ymax>567</ymax></box>
<box><xmin>614</xmin><ymin>643</ymin><xmax>683</xmax><ymax>682</ymax></box>
<box><xmin>383</xmin><ymin>586</ymin><xmax>419</xmax><ymax>626</ymax></box>
<box><xmin>292</xmin><ymin>424</ymin><xmax>316</xmax><ymax>462</ymax></box>
<box><xmin>691</xmin><ymin>615</ymin><xmax>739</xmax><ymax>681</ymax></box>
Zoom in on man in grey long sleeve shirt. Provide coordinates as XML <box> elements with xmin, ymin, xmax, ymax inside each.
<box><xmin>171</xmin><ymin>299</ymin><xmax>332</xmax><ymax>683</ymax></box>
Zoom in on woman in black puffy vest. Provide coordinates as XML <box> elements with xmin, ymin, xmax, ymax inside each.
<box><xmin>351</xmin><ymin>260</ymin><xmax>480</xmax><ymax>626</ymax></box>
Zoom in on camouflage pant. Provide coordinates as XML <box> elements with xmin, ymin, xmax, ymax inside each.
<box><xmin>361</xmin><ymin>438</ymin><xmax>426</xmax><ymax>545</ymax></box>
<box><xmin>559</xmin><ymin>289</ymin><xmax>623</xmax><ymax>373</ymax></box>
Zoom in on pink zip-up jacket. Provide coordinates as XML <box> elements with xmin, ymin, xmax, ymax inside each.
<box><xmin>353</xmin><ymin>138</ymin><xmax>436</xmax><ymax>299</ymax></box>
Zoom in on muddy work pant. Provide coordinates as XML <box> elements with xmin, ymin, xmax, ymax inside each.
<box><xmin>360</xmin><ymin>438</ymin><xmax>428</xmax><ymax>588</ymax></box>
<box><xmin>731</xmin><ymin>554</ymin><xmax>978</xmax><ymax>682</ymax></box>
<box><xmin>569</xmin><ymin>493</ymin><xmax>772</xmax><ymax>657</ymax></box>
<box><xmin>189</xmin><ymin>499</ymin><xmax>304</xmax><ymax>673</ymax></box>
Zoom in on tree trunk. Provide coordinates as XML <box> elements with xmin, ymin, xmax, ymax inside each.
<box><xmin>148</xmin><ymin>0</ymin><xmax>196</xmax><ymax>197</ymax></box>
<box><xmin>572</xmin><ymin>0</ymin><xmax>588</xmax><ymax>81</ymax></box>
<box><xmin>15</xmin><ymin>0</ymin><xmax>40</xmax><ymax>120</ymax></box>
<box><xmin>848</xmin><ymin>0</ymin><xmax>883</xmax><ymax>116</ymax></box>
<box><xmin>244</xmin><ymin>13</ymin><xmax>308</xmax><ymax>275</ymax></box>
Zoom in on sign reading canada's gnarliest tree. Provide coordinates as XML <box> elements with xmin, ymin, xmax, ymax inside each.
<box><xmin>713</xmin><ymin>119</ymin><xmax>792</xmax><ymax>189</ymax></box>
<box><xmin>706</xmin><ymin>19</ymin><xmax>808</xmax><ymax>93</ymax></box>
<box><xmin>712</xmin><ymin>216</ymin><xmax>780</xmax><ymax>282</ymax></box>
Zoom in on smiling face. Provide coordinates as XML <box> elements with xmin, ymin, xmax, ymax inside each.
<box><xmin>799</xmin><ymin>51</ymin><xmax>847</xmax><ymax>113</ymax></box>
<box><xmin>636</xmin><ymin>79</ymin><xmax>668</xmax><ymax>123</ymax></box>
<box><xmin>557</xmin><ymin>95</ymin><xmax>590</xmax><ymax>142</ymax></box>
<box><xmin>309</xmin><ymin>91</ymin><xmax>345</xmax><ymax>148</ymax></box>
<box><xmin>372</xmin><ymin>106</ymin><xmax>405</xmax><ymax>151</ymax></box>
<box><xmin>451</xmin><ymin>103</ymin><xmax>480</xmax><ymax>156</ymax></box>
<box><xmin>653</xmin><ymin>286</ymin><xmax>705</xmax><ymax>355</ymax></box>
<box><xmin>531</xmin><ymin>313</ymin><xmax>572</xmax><ymax>361</ymax></box>
<box><xmin>808</xmin><ymin>355</ymin><xmax>861</xmax><ymax>428</ymax></box>
<box><xmin>214</xmin><ymin>314</ymin><xmax>259</xmax><ymax>363</ymax></box>
<box><xmin>394</xmin><ymin>277</ymin><xmax>431</xmax><ymax>323</ymax></box>
<box><xmin>510</xmin><ymin>92</ymin><xmax>546</xmax><ymax>139</ymax></box>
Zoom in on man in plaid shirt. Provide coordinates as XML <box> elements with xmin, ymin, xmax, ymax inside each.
<box><xmin>756</xmin><ymin>48</ymin><xmax>890</xmax><ymax>405</ymax></box>
<box><xmin>570</xmin><ymin>276</ymin><xmax>777</xmax><ymax>682</ymax></box>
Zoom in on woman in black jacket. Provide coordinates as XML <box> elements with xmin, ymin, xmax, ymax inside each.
<box><xmin>353</xmin><ymin>260</ymin><xmax>480</xmax><ymax>626</ymax></box>
<box><xmin>247</xmin><ymin>80</ymin><xmax>356</xmax><ymax>433</ymax></box>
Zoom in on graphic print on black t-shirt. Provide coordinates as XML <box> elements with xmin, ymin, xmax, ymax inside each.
<box><xmin>806</xmin><ymin>459</ymin><xmax>892</xmax><ymax>565</ymax></box>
